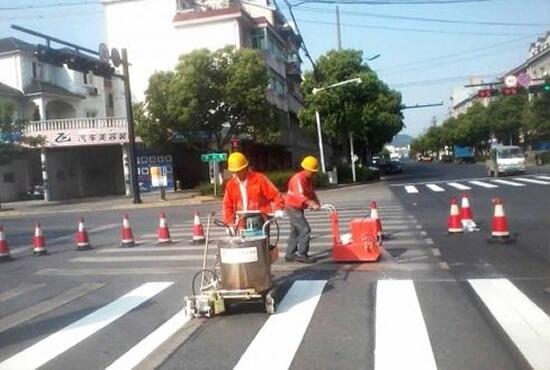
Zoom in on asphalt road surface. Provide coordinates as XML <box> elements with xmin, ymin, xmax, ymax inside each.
<box><xmin>0</xmin><ymin>162</ymin><xmax>548</xmax><ymax>370</ymax></box>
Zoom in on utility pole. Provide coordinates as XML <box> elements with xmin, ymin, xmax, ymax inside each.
<box><xmin>336</xmin><ymin>6</ymin><xmax>342</xmax><ymax>50</ymax></box>
<box><xmin>122</xmin><ymin>49</ymin><xmax>142</xmax><ymax>204</ymax></box>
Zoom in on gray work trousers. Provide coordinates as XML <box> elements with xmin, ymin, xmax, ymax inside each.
<box><xmin>286</xmin><ymin>207</ymin><xmax>311</xmax><ymax>257</ymax></box>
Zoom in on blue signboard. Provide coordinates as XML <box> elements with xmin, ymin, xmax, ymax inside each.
<box><xmin>136</xmin><ymin>153</ymin><xmax>175</xmax><ymax>192</ymax></box>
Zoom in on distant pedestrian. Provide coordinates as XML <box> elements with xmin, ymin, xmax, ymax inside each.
<box><xmin>285</xmin><ymin>155</ymin><xmax>321</xmax><ymax>264</ymax></box>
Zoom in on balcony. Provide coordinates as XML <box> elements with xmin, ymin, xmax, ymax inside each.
<box><xmin>24</xmin><ymin>117</ymin><xmax>129</xmax><ymax>147</ymax></box>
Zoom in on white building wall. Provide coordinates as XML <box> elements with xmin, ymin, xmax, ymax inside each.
<box><xmin>0</xmin><ymin>54</ymin><xmax>20</xmax><ymax>90</ymax></box>
<box><xmin>103</xmin><ymin>0</ymin><xmax>240</xmax><ymax>101</ymax></box>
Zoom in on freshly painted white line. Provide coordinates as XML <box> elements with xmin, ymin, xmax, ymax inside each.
<box><xmin>375</xmin><ymin>280</ymin><xmax>437</xmax><ymax>370</ymax></box>
<box><xmin>469</xmin><ymin>279</ymin><xmax>550</xmax><ymax>370</ymax></box>
<box><xmin>106</xmin><ymin>307</ymin><xmax>190</xmax><ymax>370</ymax></box>
<box><xmin>535</xmin><ymin>176</ymin><xmax>550</xmax><ymax>181</ymax></box>
<box><xmin>447</xmin><ymin>182</ymin><xmax>471</xmax><ymax>190</ymax></box>
<box><xmin>426</xmin><ymin>184</ymin><xmax>445</xmax><ymax>192</ymax></box>
<box><xmin>0</xmin><ymin>282</ymin><xmax>172</xmax><ymax>370</ymax></box>
<box><xmin>469</xmin><ymin>180</ymin><xmax>498</xmax><ymax>189</ymax></box>
<box><xmin>405</xmin><ymin>185</ymin><xmax>419</xmax><ymax>194</ymax></box>
<box><xmin>425</xmin><ymin>238</ymin><xmax>434</xmax><ymax>245</ymax></box>
<box><xmin>234</xmin><ymin>280</ymin><xmax>327</xmax><ymax>370</ymax></box>
<box><xmin>491</xmin><ymin>179</ymin><xmax>526</xmax><ymax>187</ymax></box>
<box><xmin>515</xmin><ymin>177</ymin><xmax>550</xmax><ymax>185</ymax></box>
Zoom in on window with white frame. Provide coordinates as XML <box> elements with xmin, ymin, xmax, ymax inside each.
<box><xmin>83</xmin><ymin>71</ymin><xmax>94</xmax><ymax>86</ymax></box>
<box><xmin>32</xmin><ymin>61</ymin><xmax>44</xmax><ymax>80</ymax></box>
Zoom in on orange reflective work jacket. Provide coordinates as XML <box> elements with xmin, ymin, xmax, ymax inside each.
<box><xmin>286</xmin><ymin>170</ymin><xmax>318</xmax><ymax>210</ymax></box>
<box><xmin>222</xmin><ymin>170</ymin><xmax>285</xmax><ymax>225</ymax></box>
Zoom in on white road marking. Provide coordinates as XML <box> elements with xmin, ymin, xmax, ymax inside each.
<box><xmin>431</xmin><ymin>248</ymin><xmax>441</xmax><ymax>257</ymax></box>
<box><xmin>469</xmin><ymin>180</ymin><xmax>498</xmax><ymax>189</ymax></box>
<box><xmin>71</xmin><ymin>256</ymin><xmax>207</xmax><ymax>262</ymax></box>
<box><xmin>106</xmin><ymin>308</ymin><xmax>190</xmax><ymax>370</ymax></box>
<box><xmin>0</xmin><ymin>283</ymin><xmax>105</xmax><ymax>333</ymax></box>
<box><xmin>446</xmin><ymin>182</ymin><xmax>471</xmax><ymax>190</ymax></box>
<box><xmin>375</xmin><ymin>280</ymin><xmax>437</xmax><ymax>370</ymax></box>
<box><xmin>0</xmin><ymin>282</ymin><xmax>172</xmax><ymax>370</ymax></box>
<box><xmin>535</xmin><ymin>176</ymin><xmax>550</xmax><ymax>181</ymax></box>
<box><xmin>426</xmin><ymin>184</ymin><xmax>445</xmax><ymax>192</ymax></box>
<box><xmin>491</xmin><ymin>179</ymin><xmax>526</xmax><ymax>187</ymax></box>
<box><xmin>405</xmin><ymin>185</ymin><xmax>419</xmax><ymax>193</ymax></box>
<box><xmin>0</xmin><ymin>283</ymin><xmax>46</xmax><ymax>303</ymax></box>
<box><xmin>515</xmin><ymin>177</ymin><xmax>550</xmax><ymax>185</ymax></box>
<box><xmin>469</xmin><ymin>279</ymin><xmax>550</xmax><ymax>370</ymax></box>
<box><xmin>234</xmin><ymin>280</ymin><xmax>327</xmax><ymax>370</ymax></box>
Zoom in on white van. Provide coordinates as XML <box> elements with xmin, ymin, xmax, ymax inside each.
<box><xmin>486</xmin><ymin>145</ymin><xmax>526</xmax><ymax>177</ymax></box>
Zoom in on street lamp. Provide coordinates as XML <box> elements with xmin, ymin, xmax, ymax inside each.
<box><xmin>312</xmin><ymin>77</ymin><xmax>362</xmax><ymax>173</ymax></box>
<box><xmin>367</xmin><ymin>54</ymin><xmax>381</xmax><ymax>61</ymax></box>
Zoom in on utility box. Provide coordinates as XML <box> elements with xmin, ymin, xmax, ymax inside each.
<box><xmin>328</xmin><ymin>167</ymin><xmax>338</xmax><ymax>185</ymax></box>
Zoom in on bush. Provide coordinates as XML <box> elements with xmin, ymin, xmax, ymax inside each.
<box><xmin>266</xmin><ymin>170</ymin><xmax>294</xmax><ymax>191</ymax></box>
<box><xmin>337</xmin><ymin>165</ymin><xmax>380</xmax><ymax>183</ymax></box>
<box><xmin>196</xmin><ymin>181</ymin><xmax>222</xmax><ymax>196</ymax></box>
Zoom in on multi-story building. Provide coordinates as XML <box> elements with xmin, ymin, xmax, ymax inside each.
<box><xmin>102</xmin><ymin>0</ymin><xmax>315</xmax><ymax>169</ymax></box>
<box><xmin>0</xmin><ymin>37</ymin><xmax>130</xmax><ymax>202</ymax></box>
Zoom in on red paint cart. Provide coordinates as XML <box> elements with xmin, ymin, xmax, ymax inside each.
<box><xmin>322</xmin><ymin>204</ymin><xmax>382</xmax><ymax>262</ymax></box>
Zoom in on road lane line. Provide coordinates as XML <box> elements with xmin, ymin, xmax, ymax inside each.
<box><xmin>469</xmin><ymin>279</ymin><xmax>550</xmax><ymax>370</ymax></box>
<box><xmin>426</xmin><ymin>184</ymin><xmax>445</xmax><ymax>192</ymax></box>
<box><xmin>71</xmin><ymin>256</ymin><xmax>206</xmax><ymax>262</ymax></box>
<box><xmin>469</xmin><ymin>180</ymin><xmax>498</xmax><ymax>188</ymax></box>
<box><xmin>431</xmin><ymin>248</ymin><xmax>441</xmax><ymax>257</ymax></box>
<box><xmin>0</xmin><ymin>283</ymin><xmax>46</xmax><ymax>303</ymax></box>
<box><xmin>535</xmin><ymin>176</ymin><xmax>550</xmax><ymax>181</ymax></box>
<box><xmin>0</xmin><ymin>282</ymin><xmax>172</xmax><ymax>370</ymax></box>
<box><xmin>234</xmin><ymin>280</ymin><xmax>326</xmax><ymax>370</ymax></box>
<box><xmin>0</xmin><ymin>283</ymin><xmax>105</xmax><ymax>333</ymax></box>
<box><xmin>447</xmin><ymin>182</ymin><xmax>471</xmax><ymax>190</ymax></box>
<box><xmin>491</xmin><ymin>179</ymin><xmax>526</xmax><ymax>187</ymax></box>
<box><xmin>515</xmin><ymin>177</ymin><xmax>550</xmax><ymax>185</ymax></box>
<box><xmin>106</xmin><ymin>307</ymin><xmax>190</xmax><ymax>370</ymax></box>
<box><xmin>375</xmin><ymin>280</ymin><xmax>437</xmax><ymax>370</ymax></box>
<box><xmin>405</xmin><ymin>185</ymin><xmax>419</xmax><ymax>194</ymax></box>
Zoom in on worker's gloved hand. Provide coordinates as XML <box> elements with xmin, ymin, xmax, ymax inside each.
<box><xmin>274</xmin><ymin>210</ymin><xmax>285</xmax><ymax>219</ymax></box>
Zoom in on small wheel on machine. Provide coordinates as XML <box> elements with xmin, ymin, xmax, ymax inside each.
<box><xmin>265</xmin><ymin>290</ymin><xmax>276</xmax><ymax>314</ymax></box>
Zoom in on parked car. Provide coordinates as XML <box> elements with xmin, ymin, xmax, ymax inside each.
<box><xmin>376</xmin><ymin>160</ymin><xmax>403</xmax><ymax>175</ymax></box>
<box><xmin>486</xmin><ymin>145</ymin><xmax>526</xmax><ymax>177</ymax></box>
<box><xmin>419</xmin><ymin>154</ymin><xmax>434</xmax><ymax>162</ymax></box>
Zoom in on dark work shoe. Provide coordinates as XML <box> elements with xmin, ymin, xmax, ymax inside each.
<box><xmin>294</xmin><ymin>254</ymin><xmax>315</xmax><ymax>264</ymax></box>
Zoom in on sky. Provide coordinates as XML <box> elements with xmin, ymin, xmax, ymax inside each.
<box><xmin>1</xmin><ymin>0</ymin><xmax>549</xmax><ymax>137</ymax></box>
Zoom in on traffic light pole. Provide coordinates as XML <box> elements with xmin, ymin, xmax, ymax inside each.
<box><xmin>122</xmin><ymin>49</ymin><xmax>142</xmax><ymax>204</ymax></box>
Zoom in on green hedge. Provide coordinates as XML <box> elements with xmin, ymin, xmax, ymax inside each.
<box><xmin>337</xmin><ymin>166</ymin><xmax>380</xmax><ymax>183</ymax></box>
<box><xmin>196</xmin><ymin>170</ymin><xmax>330</xmax><ymax>195</ymax></box>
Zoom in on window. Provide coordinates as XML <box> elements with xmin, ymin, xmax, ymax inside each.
<box><xmin>108</xmin><ymin>94</ymin><xmax>114</xmax><ymax>109</ymax></box>
<box><xmin>251</xmin><ymin>31</ymin><xmax>265</xmax><ymax>50</ymax></box>
<box><xmin>85</xmin><ymin>111</ymin><xmax>97</xmax><ymax>118</ymax></box>
<box><xmin>32</xmin><ymin>62</ymin><xmax>44</xmax><ymax>80</ymax></box>
<box><xmin>176</xmin><ymin>0</ymin><xmax>194</xmax><ymax>10</ymax></box>
<box><xmin>83</xmin><ymin>72</ymin><xmax>94</xmax><ymax>86</ymax></box>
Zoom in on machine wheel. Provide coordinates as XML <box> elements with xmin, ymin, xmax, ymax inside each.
<box><xmin>265</xmin><ymin>289</ymin><xmax>276</xmax><ymax>314</ymax></box>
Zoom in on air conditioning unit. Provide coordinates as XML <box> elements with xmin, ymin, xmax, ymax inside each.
<box><xmin>87</xmin><ymin>87</ymin><xmax>99</xmax><ymax>96</ymax></box>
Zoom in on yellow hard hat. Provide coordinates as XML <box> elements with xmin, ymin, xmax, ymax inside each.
<box><xmin>227</xmin><ymin>152</ymin><xmax>249</xmax><ymax>172</ymax></box>
<box><xmin>301</xmin><ymin>155</ymin><xmax>320</xmax><ymax>172</ymax></box>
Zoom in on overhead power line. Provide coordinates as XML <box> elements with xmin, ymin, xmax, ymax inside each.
<box><xmin>296</xmin><ymin>18</ymin><xmax>541</xmax><ymax>36</ymax></box>
<box><xmin>389</xmin><ymin>72</ymin><xmax>503</xmax><ymax>88</ymax></box>
<box><xmin>0</xmin><ymin>1</ymin><xmax>99</xmax><ymax>10</ymax></box>
<box><xmin>294</xmin><ymin>5</ymin><xmax>550</xmax><ymax>27</ymax></box>
<box><xmin>292</xmin><ymin>0</ymin><xmax>506</xmax><ymax>6</ymax></box>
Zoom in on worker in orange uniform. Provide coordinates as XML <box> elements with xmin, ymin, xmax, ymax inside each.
<box><xmin>223</xmin><ymin>152</ymin><xmax>285</xmax><ymax>228</ymax></box>
<box><xmin>285</xmin><ymin>155</ymin><xmax>321</xmax><ymax>264</ymax></box>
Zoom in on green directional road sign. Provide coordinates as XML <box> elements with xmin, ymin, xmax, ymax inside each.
<box><xmin>201</xmin><ymin>152</ymin><xmax>227</xmax><ymax>163</ymax></box>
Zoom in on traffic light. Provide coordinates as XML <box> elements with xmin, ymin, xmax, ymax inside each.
<box><xmin>34</xmin><ymin>45</ymin><xmax>114</xmax><ymax>78</ymax></box>
<box><xmin>501</xmin><ymin>87</ymin><xmax>517</xmax><ymax>96</ymax></box>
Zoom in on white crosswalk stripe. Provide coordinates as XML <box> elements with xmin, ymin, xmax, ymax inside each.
<box><xmin>447</xmin><ymin>182</ymin><xmax>471</xmax><ymax>190</ymax></box>
<box><xmin>469</xmin><ymin>180</ymin><xmax>499</xmax><ymax>188</ymax></box>
<box><xmin>515</xmin><ymin>177</ymin><xmax>550</xmax><ymax>185</ymax></box>
<box><xmin>536</xmin><ymin>175</ymin><xmax>550</xmax><ymax>181</ymax></box>
<box><xmin>426</xmin><ymin>184</ymin><xmax>445</xmax><ymax>192</ymax></box>
<box><xmin>491</xmin><ymin>179</ymin><xmax>526</xmax><ymax>187</ymax></box>
<box><xmin>469</xmin><ymin>279</ymin><xmax>550</xmax><ymax>370</ymax></box>
<box><xmin>405</xmin><ymin>185</ymin><xmax>419</xmax><ymax>193</ymax></box>
<box><xmin>1</xmin><ymin>278</ymin><xmax>548</xmax><ymax>369</ymax></box>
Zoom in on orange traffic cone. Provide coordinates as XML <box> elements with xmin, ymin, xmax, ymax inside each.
<box><xmin>75</xmin><ymin>217</ymin><xmax>91</xmax><ymax>251</ymax></box>
<box><xmin>120</xmin><ymin>213</ymin><xmax>135</xmax><ymax>247</ymax></box>
<box><xmin>32</xmin><ymin>223</ymin><xmax>48</xmax><ymax>256</ymax></box>
<box><xmin>488</xmin><ymin>198</ymin><xmax>515</xmax><ymax>243</ymax></box>
<box><xmin>192</xmin><ymin>211</ymin><xmax>205</xmax><ymax>244</ymax></box>
<box><xmin>447</xmin><ymin>197</ymin><xmax>463</xmax><ymax>234</ymax></box>
<box><xmin>460</xmin><ymin>193</ymin><xmax>474</xmax><ymax>222</ymax></box>
<box><xmin>370</xmin><ymin>201</ymin><xmax>383</xmax><ymax>239</ymax></box>
<box><xmin>157</xmin><ymin>212</ymin><xmax>171</xmax><ymax>244</ymax></box>
<box><xmin>0</xmin><ymin>226</ymin><xmax>13</xmax><ymax>262</ymax></box>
